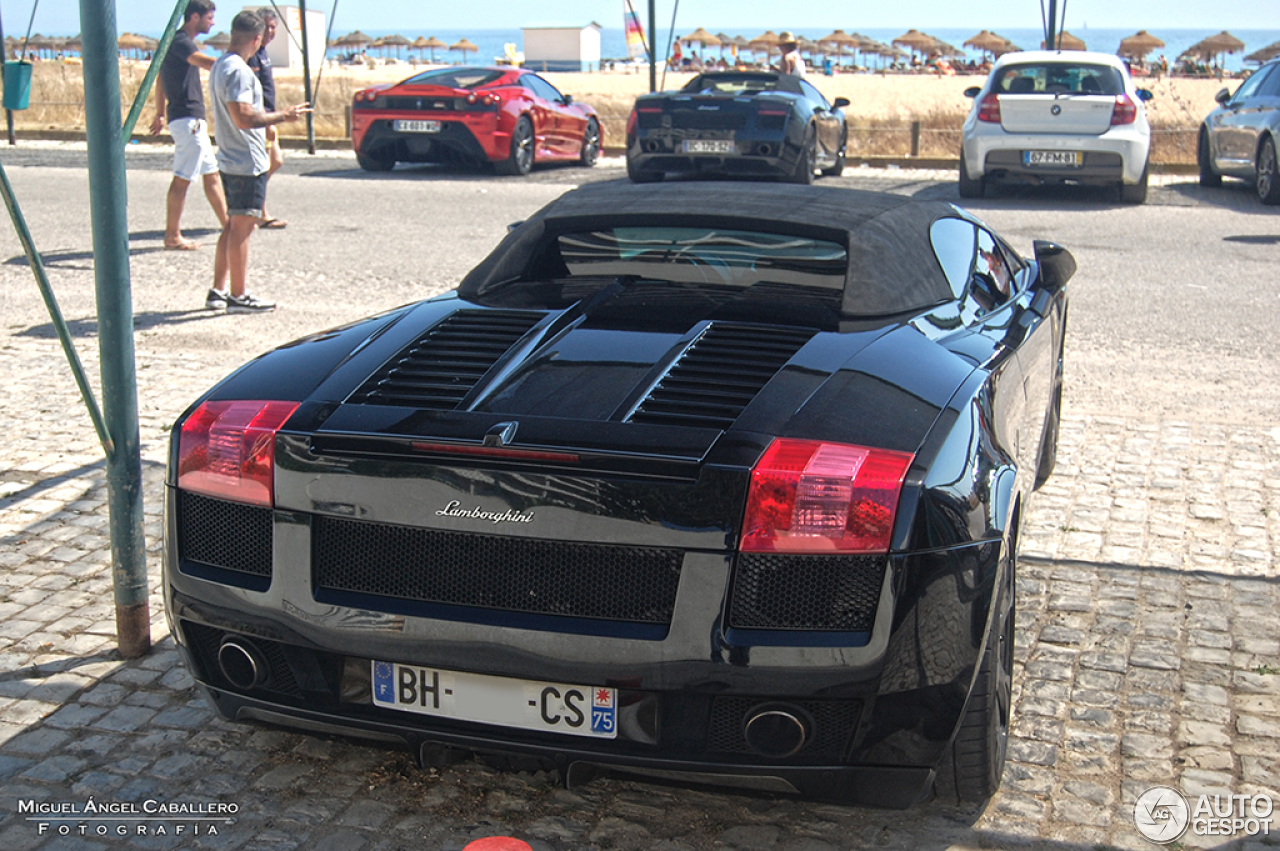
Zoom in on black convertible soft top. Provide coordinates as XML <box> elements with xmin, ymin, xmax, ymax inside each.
<box><xmin>457</xmin><ymin>182</ymin><xmax>961</xmax><ymax>317</ymax></box>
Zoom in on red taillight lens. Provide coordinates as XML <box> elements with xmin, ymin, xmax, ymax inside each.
<box><xmin>740</xmin><ymin>439</ymin><xmax>914</xmax><ymax>554</ymax></box>
<box><xmin>177</xmin><ymin>400</ymin><xmax>299</xmax><ymax>507</ymax></box>
<box><xmin>626</xmin><ymin>109</ymin><xmax>638</xmax><ymax>136</ymax></box>
<box><xmin>977</xmin><ymin>93</ymin><xmax>1001</xmax><ymax>123</ymax></box>
<box><xmin>1110</xmin><ymin>93</ymin><xmax>1137</xmax><ymax>125</ymax></box>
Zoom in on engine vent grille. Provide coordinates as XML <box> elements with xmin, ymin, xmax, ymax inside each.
<box><xmin>352</xmin><ymin>309</ymin><xmax>544</xmax><ymax>409</ymax></box>
<box><xmin>628</xmin><ymin>324</ymin><xmax>814</xmax><ymax>430</ymax></box>
<box><xmin>729</xmin><ymin>553</ymin><xmax>885</xmax><ymax>632</ymax></box>
<box><xmin>312</xmin><ymin>516</ymin><xmax>682</xmax><ymax>624</ymax></box>
<box><xmin>177</xmin><ymin>491</ymin><xmax>273</xmax><ymax>580</ymax></box>
<box><xmin>706</xmin><ymin>697</ymin><xmax>860</xmax><ymax>760</ymax></box>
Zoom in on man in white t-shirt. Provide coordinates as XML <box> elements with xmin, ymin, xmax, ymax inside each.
<box><xmin>206</xmin><ymin>10</ymin><xmax>310</xmax><ymax>313</ymax></box>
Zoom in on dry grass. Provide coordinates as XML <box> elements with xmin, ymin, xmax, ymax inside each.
<box><xmin>13</xmin><ymin>60</ymin><xmax>1205</xmax><ymax>162</ymax></box>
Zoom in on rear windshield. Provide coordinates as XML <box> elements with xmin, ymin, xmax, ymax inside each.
<box><xmin>555</xmin><ymin>228</ymin><xmax>846</xmax><ymax>289</ymax></box>
<box><xmin>995</xmin><ymin>63</ymin><xmax>1125</xmax><ymax>95</ymax></box>
<box><xmin>681</xmin><ymin>74</ymin><xmax>796</xmax><ymax>95</ymax></box>
<box><xmin>402</xmin><ymin>68</ymin><xmax>505</xmax><ymax>89</ymax></box>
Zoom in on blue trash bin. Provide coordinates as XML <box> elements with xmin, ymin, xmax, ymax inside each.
<box><xmin>3</xmin><ymin>61</ymin><xmax>33</xmax><ymax>111</ymax></box>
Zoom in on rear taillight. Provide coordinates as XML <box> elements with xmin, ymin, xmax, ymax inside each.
<box><xmin>177</xmin><ymin>400</ymin><xmax>299</xmax><ymax>507</ymax></box>
<box><xmin>977</xmin><ymin>93</ymin><xmax>1001</xmax><ymax>123</ymax></box>
<box><xmin>740</xmin><ymin>439</ymin><xmax>914</xmax><ymax>554</ymax></box>
<box><xmin>1110</xmin><ymin>93</ymin><xmax>1137</xmax><ymax>125</ymax></box>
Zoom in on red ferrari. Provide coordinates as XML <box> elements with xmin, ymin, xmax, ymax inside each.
<box><xmin>351</xmin><ymin>67</ymin><xmax>602</xmax><ymax>175</ymax></box>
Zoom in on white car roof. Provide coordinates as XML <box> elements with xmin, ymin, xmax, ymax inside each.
<box><xmin>992</xmin><ymin>50</ymin><xmax>1131</xmax><ymax>73</ymax></box>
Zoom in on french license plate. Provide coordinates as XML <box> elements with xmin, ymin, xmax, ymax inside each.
<box><xmin>1024</xmin><ymin>150</ymin><xmax>1082</xmax><ymax>167</ymax></box>
<box><xmin>394</xmin><ymin>119</ymin><xmax>441</xmax><ymax>133</ymax></box>
<box><xmin>683</xmin><ymin>139</ymin><xmax>735</xmax><ymax>154</ymax></box>
<box><xmin>371</xmin><ymin>661</ymin><xmax>617</xmax><ymax>739</ymax></box>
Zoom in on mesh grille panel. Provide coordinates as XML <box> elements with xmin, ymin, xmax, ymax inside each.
<box><xmin>671</xmin><ymin>109</ymin><xmax>749</xmax><ymax>130</ymax></box>
<box><xmin>706</xmin><ymin>697</ymin><xmax>860</xmax><ymax>759</ymax></box>
<box><xmin>177</xmin><ymin>491</ymin><xmax>273</xmax><ymax>577</ymax></box>
<box><xmin>729</xmin><ymin>553</ymin><xmax>884</xmax><ymax>631</ymax></box>
<box><xmin>181</xmin><ymin>621</ymin><xmax>304</xmax><ymax>699</ymax></box>
<box><xmin>313</xmin><ymin>516</ymin><xmax>682</xmax><ymax>624</ymax></box>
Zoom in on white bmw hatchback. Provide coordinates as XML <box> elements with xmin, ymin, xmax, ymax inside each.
<box><xmin>960</xmin><ymin>51</ymin><xmax>1153</xmax><ymax>203</ymax></box>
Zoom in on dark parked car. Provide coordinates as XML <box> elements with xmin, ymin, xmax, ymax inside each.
<box><xmin>1198</xmin><ymin>57</ymin><xmax>1280</xmax><ymax>203</ymax></box>
<box><xmin>625</xmin><ymin>71</ymin><xmax>848</xmax><ymax>183</ymax></box>
<box><xmin>351</xmin><ymin>66</ymin><xmax>601</xmax><ymax>175</ymax></box>
<box><xmin>164</xmin><ymin>182</ymin><xmax>1074</xmax><ymax>808</ymax></box>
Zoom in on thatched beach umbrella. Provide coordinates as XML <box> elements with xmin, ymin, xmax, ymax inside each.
<box><xmin>892</xmin><ymin>29</ymin><xmax>937</xmax><ymax>59</ymax></box>
<box><xmin>1042</xmin><ymin>31</ymin><xmax>1086</xmax><ymax>51</ymax></box>
<box><xmin>381</xmin><ymin>33</ymin><xmax>410</xmax><ymax>59</ymax></box>
<box><xmin>819</xmin><ymin>30</ymin><xmax>859</xmax><ymax>68</ymax></box>
<box><xmin>117</xmin><ymin>32</ymin><xmax>147</xmax><ymax>58</ymax></box>
<box><xmin>1198</xmin><ymin>31</ymin><xmax>1245</xmax><ymax>56</ymax></box>
<box><xmin>749</xmin><ymin>31</ymin><xmax>780</xmax><ymax>62</ymax></box>
<box><xmin>965</xmin><ymin>30</ymin><xmax>1014</xmax><ymax>60</ymax></box>
<box><xmin>336</xmin><ymin>30</ymin><xmax>371</xmax><ymax>49</ymax></box>
<box><xmin>1244</xmin><ymin>41</ymin><xmax>1280</xmax><ymax>65</ymax></box>
<box><xmin>929</xmin><ymin>38</ymin><xmax>963</xmax><ymax>58</ymax></box>
<box><xmin>1117</xmin><ymin>30</ymin><xmax>1164</xmax><ymax>61</ymax></box>
<box><xmin>419</xmin><ymin>36</ymin><xmax>446</xmax><ymax>63</ymax></box>
<box><xmin>204</xmin><ymin>31</ymin><xmax>231</xmax><ymax>51</ymax></box>
<box><xmin>450</xmin><ymin>38</ymin><xmax>478</xmax><ymax>64</ymax></box>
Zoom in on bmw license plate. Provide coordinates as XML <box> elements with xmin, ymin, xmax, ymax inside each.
<box><xmin>394</xmin><ymin>119</ymin><xmax>441</xmax><ymax>133</ymax></box>
<box><xmin>1024</xmin><ymin>150</ymin><xmax>1082</xmax><ymax>167</ymax></box>
<box><xmin>683</xmin><ymin>139</ymin><xmax>735</xmax><ymax>154</ymax></box>
<box><xmin>371</xmin><ymin>661</ymin><xmax>617</xmax><ymax>739</ymax></box>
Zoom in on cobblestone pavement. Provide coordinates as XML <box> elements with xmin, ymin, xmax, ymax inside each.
<box><xmin>0</xmin><ymin>155</ymin><xmax>1276</xmax><ymax>850</ymax></box>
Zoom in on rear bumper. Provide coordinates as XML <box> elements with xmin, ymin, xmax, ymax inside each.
<box><xmin>627</xmin><ymin>130</ymin><xmax>804</xmax><ymax>179</ymax></box>
<box><xmin>352</xmin><ymin>113</ymin><xmax>505</xmax><ymax>164</ymax></box>
<box><xmin>962</xmin><ymin>122</ymin><xmax>1150</xmax><ymax>184</ymax></box>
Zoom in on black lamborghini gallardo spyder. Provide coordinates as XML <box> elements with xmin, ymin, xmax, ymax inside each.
<box><xmin>165</xmin><ymin>182</ymin><xmax>1073</xmax><ymax>808</ymax></box>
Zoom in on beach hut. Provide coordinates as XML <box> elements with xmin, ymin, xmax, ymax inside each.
<box><xmin>1042</xmin><ymin>31</ymin><xmax>1086</xmax><ymax>51</ymax></box>
<box><xmin>1117</xmin><ymin>31</ymin><xmax>1165</xmax><ymax>63</ymax></box>
<box><xmin>523</xmin><ymin>24</ymin><xmax>601</xmax><ymax>72</ymax></box>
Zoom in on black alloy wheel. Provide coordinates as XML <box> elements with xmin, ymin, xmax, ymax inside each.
<box><xmin>1256</xmin><ymin>136</ymin><xmax>1280</xmax><ymax>205</ymax></box>
<box><xmin>789</xmin><ymin>126</ymin><xmax>816</xmax><ymax>184</ymax></box>
<box><xmin>1198</xmin><ymin>129</ymin><xmax>1222</xmax><ymax>187</ymax></box>
<box><xmin>497</xmin><ymin>116</ymin><xmax>534</xmax><ymax>176</ymax></box>
<box><xmin>821</xmin><ymin>131</ymin><xmax>846</xmax><ymax>177</ymax></box>
<box><xmin>580</xmin><ymin>118</ymin><xmax>601</xmax><ymax>167</ymax></box>
<box><xmin>356</xmin><ymin>151</ymin><xmax>395</xmax><ymax>172</ymax></box>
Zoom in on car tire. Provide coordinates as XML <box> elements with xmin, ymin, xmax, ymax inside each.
<box><xmin>496</xmin><ymin>116</ymin><xmax>534</xmax><ymax>176</ymax></box>
<box><xmin>356</xmin><ymin>152</ymin><xmax>395</xmax><ymax>173</ymax></box>
<box><xmin>820</xmin><ymin>133</ymin><xmax>846</xmax><ymax>177</ymax></box>
<box><xmin>579</xmin><ymin>118</ymin><xmax>601</xmax><ymax>167</ymax></box>
<box><xmin>789</xmin><ymin>126</ymin><xmax>816</xmax><ymax>184</ymax></box>
<box><xmin>1119</xmin><ymin>161</ymin><xmax>1148</xmax><ymax>204</ymax></box>
<box><xmin>1198</xmin><ymin>129</ymin><xmax>1222</xmax><ymax>187</ymax></box>
<box><xmin>1256</xmin><ymin>136</ymin><xmax>1280</xmax><ymax>205</ymax></box>
<box><xmin>958</xmin><ymin>149</ymin><xmax>985</xmax><ymax>199</ymax></box>
<box><xmin>626</xmin><ymin>156</ymin><xmax>662</xmax><ymax>183</ymax></box>
<box><xmin>935</xmin><ymin>527</ymin><xmax>1015</xmax><ymax>803</ymax></box>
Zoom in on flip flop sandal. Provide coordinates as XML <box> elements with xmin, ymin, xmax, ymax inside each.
<box><xmin>258</xmin><ymin>219</ymin><xmax>288</xmax><ymax>229</ymax></box>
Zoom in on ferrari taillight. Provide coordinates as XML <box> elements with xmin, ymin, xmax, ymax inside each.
<box><xmin>740</xmin><ymin>439</ymin><xmax>914</xmax><ymax>554</ymax></box>
<box><xmin>977</xmin><ymin>92</ymin><xmax>1001</xmax><ymax>123</ymax></box>
<box><xmin>177</xmin><ymin>400</ymin><xmax>299</xmax><ymax>507</ymax></box>
<box><xmin>1110</xmin><ymin>93</ymin><xmax>1137</xmax><ymax>125</ymax></box>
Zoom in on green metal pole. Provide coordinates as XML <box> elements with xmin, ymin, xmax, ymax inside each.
<box><xmin>120</xmin><ymin>0</ymin><xmax>187</xmax><ymax>146</ymax></box>
<box><xmin>80</xmin><ymin>0</ymin><xmax>150</xmax><ymax>659</ymax></box>
<box><xmin>298</xmin><ymin>0</ymin><xmax>315</xmax><ymax>153</ymax></box>
<box><xmin>648</xmin><ymin>0</ymin><xmax>656</xmax><ymax>92</ymax></box>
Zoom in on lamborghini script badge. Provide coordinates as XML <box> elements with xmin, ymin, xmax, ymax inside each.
<box><xmin>436</xmin><ymin>500</ymin><xmax>535</xmax><ymax>524</ymax></box>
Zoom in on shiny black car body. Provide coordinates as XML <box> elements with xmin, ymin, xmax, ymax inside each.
<box><xmin>164</xmin><ymin>183</ymin><xmax>1073</xmax><ymax>808</ymax></box>
<box><xmin>626</xmin><ymin>72</ymin><xmax>848</xmax><ymax>183</ymax></box>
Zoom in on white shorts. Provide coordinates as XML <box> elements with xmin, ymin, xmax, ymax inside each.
<box><xmin>170</xmin><ymin>117</ymin><xmax>219</xmax><ymax>181</ymax></box>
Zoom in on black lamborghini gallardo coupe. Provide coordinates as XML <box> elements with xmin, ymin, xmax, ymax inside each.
<box><xmin>165</xmin><ymin>182</ymin><xmax>1073</xmax><ymax>808</ymax></box>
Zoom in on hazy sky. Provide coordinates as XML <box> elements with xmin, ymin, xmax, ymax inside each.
<box><xmin>1</xmin><ymin>0</ymin><xmax>1273</xmax><ymax>36</ymax></box>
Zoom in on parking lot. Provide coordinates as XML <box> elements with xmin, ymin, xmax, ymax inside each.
<box><xmin>0</xmin><ymin>147</ymin><xmax>1276</xmax><ymax>850</ymax></box>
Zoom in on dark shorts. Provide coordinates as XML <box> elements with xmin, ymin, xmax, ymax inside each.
<box><xmin>221</xmin><ymin>172</ymin><xmax>269</xmax><ymax>218</ymax></box>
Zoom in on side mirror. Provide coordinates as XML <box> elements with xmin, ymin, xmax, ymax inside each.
<box><xmin>832</xmin><ymin>96</ymin><xmax>850</xmax><ymax>109</ymax></box>
<box><xmin>507</xmin><ymin>220</ymin><xmax>524</xmax><ymax>233</ymax></box>
<box><xmin>1135</xmin><ymin>88</ymin><xmax>1153</xmax><ymax>102</ymax></box>
<box><xmin>1215</xmin><ymin>86</ymin><xmax>1231</xmax><ymax>105</ymax></box>
<box><xmin>1033</xmin><ymin>240</ymin><xmax>1076</xmax><ymax>293</ymax></box>
<box><xmin>562</xmin><ymin>93</ymin><xmax>574</xmax><ymax>105</ymax></box>
<box><xmin>964</xmin><ymin>86</ymin><xmax>981</xmax><ymax>99</ymax></box>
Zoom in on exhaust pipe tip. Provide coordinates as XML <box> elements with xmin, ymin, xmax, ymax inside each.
<box><xmin>757</xmin><ymin>143</ymin><xmax>772</xmax><ymax>156</ymax></box>
<box><xmin>217</xmin><ymin>638</ymin><xmax>269</xmax><ymax>691</ymax></box>
<box><xmin>743</xmin><ymin>705</ymin><xmax>809</xmax><ymax>759</ymax></box>
<box><xmin>645</xmin><ymin>139</ymin><xmax>661</xmax><ymax>153</ymax></box>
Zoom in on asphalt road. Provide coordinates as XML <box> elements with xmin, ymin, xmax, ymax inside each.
<box><xmin>1</xmin><ymin>142</ymin><xmax>1276</xmax><ymax>425</ymax></box>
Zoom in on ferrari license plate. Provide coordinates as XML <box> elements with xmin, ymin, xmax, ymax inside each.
<box><xmin>394</xmin><ymin>119</ymin><xmax>441</xmax><ymax>133</ymax></box>
<box><xmin>371</xmin><ymin>661</ymin><xmax>617</xmax><ymax>739</ymax></box>
<box><xmin>683</xmin><ymin>139</ymin><xmax>735</xmax><ymax>154</ymax></box>
<box><xmin>1024</xmin><ymin>150</ymin><xmax>1082</xmax><ymax>167</ymax></box>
